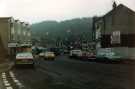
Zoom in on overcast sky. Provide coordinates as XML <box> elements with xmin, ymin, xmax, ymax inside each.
<box><xmin>0</xmin><ymin>0</ymin><xmax>134</xmax><ymax>23</ymax></box>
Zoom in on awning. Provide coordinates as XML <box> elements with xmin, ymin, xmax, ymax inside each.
<box><xmin>8</xmin><ymin>43</ymin><xmax>18</xmax><ymax>47</ymax></box>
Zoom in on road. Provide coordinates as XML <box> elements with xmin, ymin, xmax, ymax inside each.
<box><xmin>1</xmin><ymin>55</ymin><xmax>135</xmax><ymax>89</ymax></box>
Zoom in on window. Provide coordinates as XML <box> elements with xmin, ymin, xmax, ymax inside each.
<box><xmin>111</xmin><ymin>31</ymin><xmax>120</xmax><ymax>44</ymax></box>
<box><xmin>10</xmin><ymin>23</ymin><xmax>15</xmax><ymax>41</ymax></box>
<box><xmin>18</xmin><ymin>29</ymin><xmax>21</xmax><ymax>35</ymax></box>
<box><xmin>96</xmin><ymin>24</ymin><xmax>101</xmax><ymax>39</ymax></box>
<box><xmin>10</xmin><ymin>23</ymin><xmax>15</xmax><ymax>34</ymax></box>
<box><xmin>27</xmin><ymin>32</ymin><xmax>31</xmax><ymax>37</ymax></box>
<box><xmin>23</xmin><ymin>31</ymin><xmax>26</xmax><ymax>36</ymax></box>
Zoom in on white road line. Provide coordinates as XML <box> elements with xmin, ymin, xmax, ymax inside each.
<box><xmin>6</xmin><ymin>86</ymin><xmax>13</xmax><ymax>89</ymax></box>
<box><xmin>4</xmin><ymin>83</ymin><xmax>11</xmax><ymax>87</ymax></box>
<box><xmin>2</xmin><ymin>73</ymin><xmax>6</xmax><ymax>79</ymax></box>
<box><xmin>1</xmin><ymin>73</ymin><xmax>13</xmax><ymax>89</ymax></box>
<box><xmin>2</xmin><ymin>72</ymin><xmax>6</xmax><ymax>75</ymax></box>
<box><xmin>3</xmin><ymin>78</ymin><xmax>7</xmax><ymax>81</ymax></box>
<box><xmin>13</xmin><ymin>79</ymin><xmax>19</xmax><ymax>83</ymax></box>
<box><xmin>2</xmin><ymin>76</ymin><xmax>6</xmax><ymax>79</ymax></box>
<box><xmin>9</xmin><ymin>71</ymin><xmax>24</xmax><ymax>88</ymax></box>
<box><xmin>9</xmin><ymin>72</ymin><xmax>15</xmax><ymax>78</ymax></box>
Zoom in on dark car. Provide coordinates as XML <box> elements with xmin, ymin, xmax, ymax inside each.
<box><xmin>81</xmin><ymin>51</ymin><xmax>96</xmax><ymax>61</ymax></box>
<box><xmin>50</xmin><ymin>47</ymin><xmax>62</xmax><ymax>56</ymax></box>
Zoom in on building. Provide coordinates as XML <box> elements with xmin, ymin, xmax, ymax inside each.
<box><xmin>0</xmin><ymin>17</ymin><xmax>31</xmax><ymax>60</ymax></box>
<box><xmin>93</xmin><ymin>3</ymin><xmax>135</xmax><ymax>60</ymax></box>
<box><xmin>19</xmin><ymin>22</ymin><xmax>31</xmax><ymax>46</ymax></box>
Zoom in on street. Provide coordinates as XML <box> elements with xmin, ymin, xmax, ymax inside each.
<box><xmin>1</xmin><ymin>55</ymin><xmax>135</xmax><ymax>89</ymax></box>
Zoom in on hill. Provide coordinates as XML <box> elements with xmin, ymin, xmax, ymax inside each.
<box><xmin>31</xmin><ymin>17</ymin><xmax>93</xmax><ymax>46</ymax></box>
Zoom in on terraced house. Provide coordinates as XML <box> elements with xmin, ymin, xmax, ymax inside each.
<box><xmin>0</xmin><ymin>17</ymin><xmax>31</xmax><ymax>61</ymax></box>
<box><xmin>94</xmin><ymin>3</ymin><xmax>135</xmax><ymax>60</ymax></box>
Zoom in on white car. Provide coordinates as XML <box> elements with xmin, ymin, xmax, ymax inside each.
<box><xmin>69</xmin><ymin>50</ymin><xmax>82</xmax><ymax>58</ymax></box>
<box><xmin>39</xmin><ymin>52</ymin><xmax>45</xmax><ymax>57</ymax></box>
<box><xmin>15</xmin><ymin>52</ymin><xmax>34</xmax><ymax>66</ymax></box>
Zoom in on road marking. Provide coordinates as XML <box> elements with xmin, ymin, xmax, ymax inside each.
<box><xmin>2</xmin><ymin>72</ymin><xmax>6</xmax><ymax>79</ymax></box>
<box><xmin>9</xmin><ymin>72</ymin><xmax>15</xmax><ymax>78</ymax></box>
<box><xmin>2</xmin><ymin>72</ymin><xmax>6</xmax><ymax>75</ymax></box>
<box><xmin>1</xmin><ymin>72</ymin><xmax>13</xmax><ymax>89</ymax></box>
<box><xmin>2</xmin><ymin>75</ymin><xmax>6</xmax><ymax>79</ymax></box>
<box><xmin>3</xmin><ymin>78</ymin><xmax>7</xmax><ymax>81</ymax></box>
<box><xmin>9</xmin><ymin>71</ymin><xmax>24</xmax><ymax>88</ymax></box>
<box><xmin>6</xmin><ymin>86</ymin><xmax>13</xmax><ymax>89</ymax></box>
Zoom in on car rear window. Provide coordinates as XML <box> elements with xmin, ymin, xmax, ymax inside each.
<box><xmin>16</xmin><ymin>52</ymin><xmax>33</xmax><ymax>58</ymax></box>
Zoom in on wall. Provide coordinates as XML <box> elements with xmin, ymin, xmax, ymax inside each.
<box><xmin>102</xmin><ymin>5</ymin><xmax>135</xmax><ymax>48</ymax></box>
<box><xmin>0</xmin><ymin>18</ymin><xmax>9</xmax><ymax>51</ymax></box>
<box><xmin>95</xmin><ymin>5</ymin><xmax>135</xmax><ymax>60</ymax></box>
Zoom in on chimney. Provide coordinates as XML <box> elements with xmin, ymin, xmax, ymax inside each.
<box><xmin>113</xmin><ymin>1</ymin><xmax>117</xmax><ymax>9</ymax></box>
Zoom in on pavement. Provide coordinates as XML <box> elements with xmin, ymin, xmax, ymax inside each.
<box><xmin>0</xmin><ymin>62</ymin><xmax>14</xmax><ymax>72</ymax></box>
<box><xmin>0</xmin><ymin>61</ymin><xmax>14</xmax><ymax>89</ymax></box>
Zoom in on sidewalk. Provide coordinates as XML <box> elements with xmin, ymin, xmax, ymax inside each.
<box><xmin>0</xmin><ymin>62</ymin><xmax>13</xmax><ymax>73</ymax></box>
<box><xmin>0</xmin><ymin>61</ymin><xmax>14</xmax><ymax>89</ymax></box>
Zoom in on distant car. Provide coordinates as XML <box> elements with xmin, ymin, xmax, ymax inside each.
<box><xmin>69</xmin><ymin>50</ymin><xmax>82</xmax><ymax>58</ymax></box>
<box><xmin>39</xmin><ymin>52</ymin><xmax>55</xmax><ymax>60</ymax></box>
<box><xmin>50</xmin><ymin>47</ymin><xmax>62</xmax><ymax>56</ymax></box>
<box><xmin>39</xmin><ymin>52</ymin><xmax>45</xmax><ymax>58</ymax></box>
<box><xmin>15</xmin><ymin>52</ymin><xmax>34</xmax><ymax>66</ymax></box>
<box><xmin>81</xmin><ymin>51</ymin><xmax>96</xmax><ymax>60</ymax></box>
<box><xmin>44</xmin><ymin>52</ymin><xmax>55</xmax><ymax>60</ymax></box>
<box><xmin>63</xmin><ymin>49</ymin><xmax>69</xmax><ymax>54</ymax></box>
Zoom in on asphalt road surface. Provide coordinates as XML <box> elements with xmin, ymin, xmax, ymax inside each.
<box><xmin>3</xmin><ymin>55</ymin><xmax>135</xmax><ymax>89</ymax></box>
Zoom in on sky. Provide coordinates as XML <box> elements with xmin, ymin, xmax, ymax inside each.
<box><xmin>0</xmin><ymin>0</ymin><xmax>135</xmax><ymax>23</ymax></box>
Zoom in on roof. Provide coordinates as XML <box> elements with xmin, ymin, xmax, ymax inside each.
<box><xmin>105</xmin><ymin>4</ymin><xmax>135</xmax><ymax>17</ymax></box>
<box><xmin>0</xmin><ymin>17</ymin><xmax>13</xmax><ymax>19</ymax></box>
<box><xmin>95</xmin><ymin>4</ymin><xmax>135</xmax><ymax>22</ymax></box>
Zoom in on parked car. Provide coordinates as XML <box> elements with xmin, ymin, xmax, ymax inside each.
<box><xmin>81</xmin><ymin>51</ymin><xmax>96</xmax><ymax>60</ymax></box>
<box><xmin>15</xmin><ymin>52</ymin><xmax>34</xmax><ymax>66</ymax></box>
<box><xmin>96</xmin><ymin>49</ymin><xmax>123</xmax><ymax>62</ymax></box>
<box><xmin>69</xmin><ymin>50</ymin><xmax>82</xmax><ymax>58</ymax></box>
